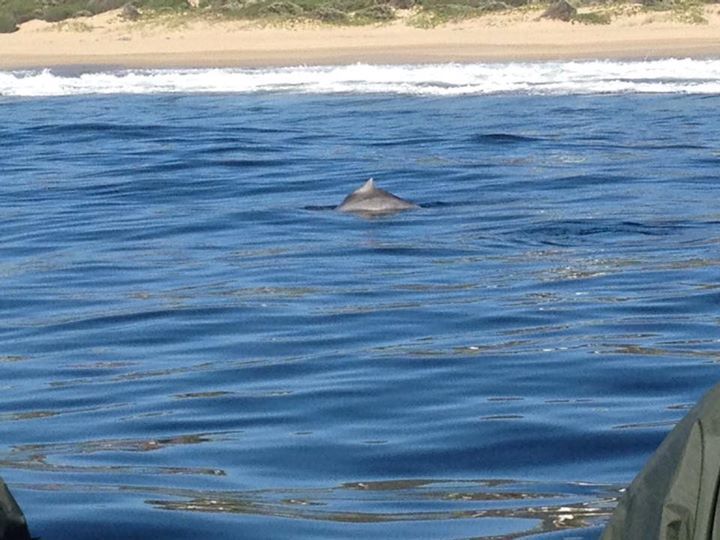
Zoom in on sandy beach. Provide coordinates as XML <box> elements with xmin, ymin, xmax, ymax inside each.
<box><xmin>0</xmin><ymin>7</ymin><xmax>719</xmax><ymax>69</ymax></box>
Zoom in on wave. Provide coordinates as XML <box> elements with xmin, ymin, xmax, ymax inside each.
<box><xmin>2</xmin><ymin>58</ymin><xmax>720</xmax><ymax>97</ymax></box>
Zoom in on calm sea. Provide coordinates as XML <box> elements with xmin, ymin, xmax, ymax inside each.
<box><xmin>1</xmin><ymin>60</ymin><xmax>720</xmax><ymax>539</ymax></box>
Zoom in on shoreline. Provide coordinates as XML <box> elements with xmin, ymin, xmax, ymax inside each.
<box><xmin>1</xmin><ymin>8</ymin><xmax>720</xmax><ymax>70</ymax></box>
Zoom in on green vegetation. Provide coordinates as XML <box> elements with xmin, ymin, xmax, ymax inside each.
<box><xmin>0</xmin><ymin>10</ymin><xmax>17</xmax><ymax>32</ymax></box>
<box><xmin>0</xmin><ymin>0</ymin><xmax>712</xmax><ymax>32</ymax></box>
<box><xmin>198</xmin><ymin>0</ymin><xmax>402</xmax><ymax>24</ymax></box>
<box><xmin>668</xmin><ymin>0</ymin><xmax>707</xmax><ymax>23</ymax></box>
<box><xmin>408</xmin><ymin>0</ymin><xmax>511</xmax><ymax>27</ymax></box>
<box><xmin>0</xmin><ymin>0</ymin><xmax>182</xmax><ymax>26</ymax></box>
<box><xmin>573</xmin><ymin>9</ymin><xmax>612</xmax><ymax>23</ymax></box>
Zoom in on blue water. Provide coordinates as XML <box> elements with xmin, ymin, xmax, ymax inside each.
<box><xmin>2</xmin><ymin>86</ymin><xmax>720</xmax><ymax>539</ymax></box>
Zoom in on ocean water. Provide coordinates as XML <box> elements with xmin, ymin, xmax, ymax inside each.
<box><xmin>1</xmin><ymin>60</ymin><xmax>720</xmax><ymax>539</ymax></box>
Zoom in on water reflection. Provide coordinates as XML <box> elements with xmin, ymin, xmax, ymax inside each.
<box><xmin>142</xmin><ymin>478</ymin><xmax>617</xmax><ymax>536</ymax></box>
<box><xmin>9</xmin><ymin>434</ymin><xmax>216</xmax><ymax>456</ymax></box>
<box><xmin>15</xmin><ymin>478</ymin><xmax>617</xmax><ymax>538</ymax></box>
<box><xmin>2</xmin><ymin>434</ymin><xmax>226</xmax><ymax>476</ymax></box>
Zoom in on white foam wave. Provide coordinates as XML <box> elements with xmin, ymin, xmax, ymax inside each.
<box><xmin>2</xmin><ymin>59</ymin><xmax>720</xmax><ymax>97</ymax></box>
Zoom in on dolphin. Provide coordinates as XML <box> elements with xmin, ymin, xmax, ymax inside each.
<box><xmin>337</xmin><ymin>178</ymin><xmax>417</xmax><ymax>215</ymax></box>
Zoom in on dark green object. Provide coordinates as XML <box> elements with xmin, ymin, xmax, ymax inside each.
<box><xmin>0</xmin><ymin>479</ymin><xmax>30</xmax><ymax>540</ymax></box>
<box><xmin>603</xmin><ymin>383</ymin><xmax>720</xmax><ymax>540</ymax></box>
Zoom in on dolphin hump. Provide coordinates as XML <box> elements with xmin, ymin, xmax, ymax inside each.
<box><xmin>337</xmin><ymin>178</ymin><xmax>417</xmax><ymax>215</ymax></box>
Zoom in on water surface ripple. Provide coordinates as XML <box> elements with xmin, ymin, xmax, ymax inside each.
<box><xmin>1</xmin><ymin>91</ymin><xmax>719</xmax><ymax>539</ymax></box>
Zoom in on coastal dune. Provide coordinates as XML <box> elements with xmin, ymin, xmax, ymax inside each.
<box><xmin>1</xmin><ymin>7</ymin><xmax>719</xmax><ymax>69</ymax></box>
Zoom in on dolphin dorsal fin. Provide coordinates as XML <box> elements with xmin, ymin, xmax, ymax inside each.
<box><xmin>359</xmin><ymin>178</ymin><xmax>376</xmax><ymax>192</ymax></box>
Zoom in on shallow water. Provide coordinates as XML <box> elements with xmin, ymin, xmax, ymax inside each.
<box><xmin>2</xmin><ymin>70</ymin><xmax>720</xmax><ymax>539</ymax></box>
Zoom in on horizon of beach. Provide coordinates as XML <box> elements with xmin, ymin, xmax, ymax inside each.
<box><xmin>0</xmin><ymin>6</ymin><xmax>719</xmax><ymax>70</ymax></box>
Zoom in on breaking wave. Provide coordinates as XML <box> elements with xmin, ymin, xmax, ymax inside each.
<box><xmin>2</xmin><ymin>58</ymin><xmax>720</xmax><ymax>97</ymax></box>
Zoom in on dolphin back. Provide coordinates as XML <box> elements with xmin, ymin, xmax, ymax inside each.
<box><xmin>337</xmin><ymin>179</ymin><xmax>417</xmax><ymax>214</ymax></box>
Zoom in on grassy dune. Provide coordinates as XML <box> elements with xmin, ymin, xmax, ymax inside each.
<box><xmin>0</xmin><ymin>0</ymin><xmax>712</xmax><ymax>33</ymax></box>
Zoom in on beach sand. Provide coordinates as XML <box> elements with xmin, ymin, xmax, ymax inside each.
<box><xmin>1</xmin><ymin>6</ymin><xmax>719</xmax><ymax>69</ymax></box>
